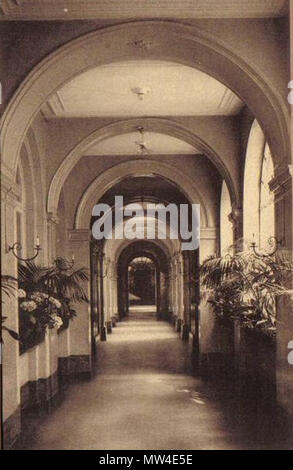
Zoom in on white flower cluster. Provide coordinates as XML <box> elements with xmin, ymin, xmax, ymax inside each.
<box><xmin>31</xmin><ymin>291</ymin><xmax>49</xmax><ymax>303</ymax></box>
<box><xmin>20</xmin><ymin>291</ymin><xmax>61</xmax><ymax>313</ymax></box>
<box><xmin>20</xmin><ymin>300</ymin><xmax>37</xmax><ymax>312</ymax></box>
<box><xmin>51</xmin><ymin>314</ymin><xmax>63</xmax><ymax>329</ymax></box>
<box><xmin>18</xmin><ymin>289</ymin><xmax>27</xmax><ymax>298</ymax></box>
<box><xmin>49</xmin><ymin>297</ymin><xmax>62</xmax><ymax>309</ymax></box>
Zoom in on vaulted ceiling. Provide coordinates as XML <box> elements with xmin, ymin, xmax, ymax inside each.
<box><xmin>83</xmin><ymin>132</ymin><xmax>198</xmax><ymax>156</ymax></box>
<box><xmin>42</xmin><ymin>61</ymin><xmax>243</xmax><ymax>119</ymax></box>
<box><xmin>41</xmin><ymin>59</ymin><xmax>243</xmax><ymax>156</ymax></box>
<box><xmin>0</xmin><ymin>0</ymin><xmax>288</xmax><ymax>20</ymax></box>
<box><xmin>99</xmin><ymin>176</ymin><xmax>191</xmax><ymax>207</ymax></box>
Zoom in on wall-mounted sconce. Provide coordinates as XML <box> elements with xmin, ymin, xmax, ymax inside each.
<box><xmin>250</xmin><ymin>235</ymin><xmax>282</xmax><ymax>258</ymax></box>
<box><xmin>9</xmin><ymin>236</ymin><xmax>41</xmax><ymax>262</ymax></box>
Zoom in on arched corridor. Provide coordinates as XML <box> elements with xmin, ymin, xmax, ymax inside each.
<box><xmin>14</xmin><ymin>314</ymin><xmax>291</xmax><ymax>450</ymax></box>
<box><xmin>1</xmin><ymin>3</ymin><xmax>293</xmax><ymax>451</ymax></box>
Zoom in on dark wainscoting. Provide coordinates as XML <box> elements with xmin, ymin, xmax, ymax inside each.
<box><xmin>4</xmin><ymin>354</ymin><xmax>91</xmax><ymax>449</ymax></box>
<box><xmin>20</xmin><ymin>371</ymin><xmax>59</xmax><ymax>414</ymax></box>
<box><xmin>3</xmin><ymin>406</ymin><xmax>21</xmax><ymax>450</ymax></box>
<box><xmin>58</xmin><ymin>354</ymin><xmax>92</xmax><ymax>385</ymax></box>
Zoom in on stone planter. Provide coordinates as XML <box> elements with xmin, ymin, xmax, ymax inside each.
<box><xmin>234</xmin><ymin>321</ymin><xmax>276</xmax><ymax>412</ymax></box>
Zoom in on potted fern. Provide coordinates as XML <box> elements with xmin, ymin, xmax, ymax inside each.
<box><xmin>200</xmin><ymin>248</ymin><xmax>293</xmax><ymax>404</ymax></box>
<box><xmin>200</xmin><ymin>249</ymin><xmax>293</xmax><ymax>337</ymax></box>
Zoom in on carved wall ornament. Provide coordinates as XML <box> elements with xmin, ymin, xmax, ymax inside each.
<box><xmin>127</xmin><ymin>39</ymin><xmax>153</xmax><ymax>51</ymax></box>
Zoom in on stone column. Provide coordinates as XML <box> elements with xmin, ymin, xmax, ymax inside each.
<box><xmin>155</xmin><ymin>269</ymin><xmax>160</xmax><ymax>319</ymax></box>
<box><xmin>1</xmin><ymin>174</ymin><xmax>21</xmax><ymax>448</ymax></box>
<box><xmin>175</xmin><ymin>253</ymin><xmax>184</xmax><ymax>332</ymax></box>
<box><xmin>270</xmin><ymin>165</ymin><xmax>293</xmax><ymax>422</ymax></box>
<box><xmin>105</xmin><ymin>259</ymin><xmax>112</xmax><ymax>334</ymax></box>
<box><xmin>47</xmin><ymin>212</ymin><xmax>59</xmax><ymax>263</ymax></box>
<box><xmin>199</xmin><ymin>227</ymin><xmax>217</xmax><ymax>262</ymax></box>
<box><xmin>67</xmin><ymin>229</ymin><xmax>93</xmax><ymax>374</ymax></box>
<box><xmin>172</xmin><ymin>258</ymin><xmax>178</xmax><ymax>318</ymax></box>
<box><xmin>182</xmin><ymin>251</ymin><xmax>191</xmax><ymax>342</ymax></box>
<box><xmin>95</xmin><ymin>247</ymin><xmax>107</xmax><ymax>341</ymax></box>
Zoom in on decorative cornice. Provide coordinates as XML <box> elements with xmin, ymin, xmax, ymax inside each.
<box><xmin>200</xmin><ymin>227</ymin><xmax>217</xmax><ymax>239</ymax></box>
<box><xmin>0</xmin><ymin>1</ymin><xmax>287</xmax><ymax>20</ymax></box>
<box><xmin>68</xmin><ymin>229</ymin><xmax>91</xmax><ymax>242</ymax></box>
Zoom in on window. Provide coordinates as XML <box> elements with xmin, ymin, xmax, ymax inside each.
<box><xmin>220</xmin><ymin>181</ymin><xmax>233</xmax><ymax>254</ymax></box>
<box><xmin>259</xmin><ymin>143</ymin><xmax>275</xmax><ymax>248</ymax></box>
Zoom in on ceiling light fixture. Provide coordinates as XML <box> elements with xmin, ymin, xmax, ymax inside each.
<box><xmin>132</xmin><ymin>86</ymin><xmax>151</xmax><ymax>101</ymax></box>
<box><xmin>135</xmin><ymin>126</ymin><xmax>148</xmax><ymax>155</ymax></box>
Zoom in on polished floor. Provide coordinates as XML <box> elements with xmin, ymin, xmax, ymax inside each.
<box><xmin>19</xmin><ymin>310</ymin><xmax>291</xmax><ymax>450</ymax></box>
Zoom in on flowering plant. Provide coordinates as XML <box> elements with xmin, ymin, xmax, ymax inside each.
<box><xmin>18</xmin><ymin>259</ymin><xmax>89</xmax><ymax>352</ymax></box>
<box><xmin>19</xmin><ymin>290</ymin><xmax>63</xmax><ymax>328</ymax></box>
<box><xmin>18</xmin><ymin>289</ymin><xmax>64</xmax><ymax>353</ymax></box>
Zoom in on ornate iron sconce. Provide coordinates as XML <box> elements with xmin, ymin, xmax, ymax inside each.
<box><xmin>250</xmin><ymin>235</ymin><xmax>282</xmax><ymax>258</ymax></box>
<box><xmin>9</xmin><ymin>236</ymin><xmax>41</xmax><ymax>262</ymax></box>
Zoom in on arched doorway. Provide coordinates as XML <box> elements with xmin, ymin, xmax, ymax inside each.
<box><xmin>116</xmin><ymin>240</ymin><xmax>171</xmax><ymax>321</ymax></box>
<box><xmin>128</xmin><ymin>256</ymin><xmax>157</xmax><ymax>313</ymax></box>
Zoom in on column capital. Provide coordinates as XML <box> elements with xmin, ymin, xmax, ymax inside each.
<box><xmin>228</xmin><ymin>206</ymin><xmax>242</xmax><ymax>230</ymax></box>
<box><xmin>229</xmin><ymin>205</ymin><xmax>242</xmax><ymax>222</ymax></box>
<box><xmin>68</xmin><ymin>229</ymin><xmax>91</xmax><ymax>242</ymax></box>
<box><xmin>228</xmin><ymin>205</ymin><xmax>243</xmax><ymax>243</ymax></box>
<box><xmin>200</xmin><ymin>227</ymin><xmax>217</xmax><ymax>239</ymax></box>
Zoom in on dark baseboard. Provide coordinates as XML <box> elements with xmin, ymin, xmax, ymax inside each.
<box><xmin>199</xmin><ymin>352</ymin><xmax>235</xmax><ymax>379</ymax></box>
<box><xmin>58</xmin><ymin>354</ymin><xmax>92</xmax><ymax>385</ymax></box>
<box><xmin>181</xmin><ymin>323</ymin><xmax>189</xmax><ymax>342</ymax></box>
<box><xmin>5</xmin><ymin>354</ymin><xmax>92</xmax><ymax>449</ymax></box>
<box><xmin>175</xmin><ymin>318</ymin><xmax>182</xmax><ymax>333</ymax></box>
<box><xmin>3</xmin><ymin>406</ymin><xmax>21</xmax><ymax>450</ymax></box>
<box><xmin>106</xmin><ymin>320</ymin><xmax>112</xmax><ymax>334</ymax></box>
<box><xmin>111</xmin><ymin>315</ymin><xmax>118</xmax><ymax>327</ymax></box>
<box><xmin>20</xmin><ymin>371</ymin><xmax>59</xmax><ymax>414</ymax></box>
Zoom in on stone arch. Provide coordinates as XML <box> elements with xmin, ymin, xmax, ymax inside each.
<box><xmin>1</xmin><ymin>21</ymin><xmax>290</xmax><ymax>181</ymax></box>
<box><xmin>73</xmin><ymin>159</ymin><xmax>209</xmax><ymax>229</ymax></box>
<box><xmin>113</xmin><ymin>238</ymin><xmax>173</xmax><ymax>318</ymax></box>
<box><xmin>47</xmin><ymin>117</ymin><xmax>237</xmax><ymax>223</ymax></box>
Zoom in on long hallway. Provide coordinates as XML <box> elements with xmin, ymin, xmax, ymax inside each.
<box><xmin>16</xmin><ymin>313</ymin><xmax>290</xmax><ymax>450</ymax></box>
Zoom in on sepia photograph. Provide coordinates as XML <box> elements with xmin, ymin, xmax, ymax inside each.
<box><xmin>1</xmin><ymin>0</ymin><xmax>293</xmax><ymax>453</ymax></box>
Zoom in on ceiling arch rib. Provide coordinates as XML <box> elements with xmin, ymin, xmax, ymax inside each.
<box><xmin>1</xmin><ymin>21</ymin><xmax>290</xmax><ymax>182</ymax></box>
<box><xmin>74</xmin><ymin>159</ymin><xmax>208</xmax><ymax>230</ymax></box>
<box><xmin>99</xmin><ymin>209</ymin><xmax>183</xmax><ymax>248</ymax></box>
<box><xmin>105</xmin><ymin>237</ymin><xmax>175</xmax><ymax>269</ymax></box>
<box><xmin>115</xmin><ymin>240</ymin><xmax>171</xmax><ymax>278</ymax></box>
<box><xmin>47</xmin><ymin>117</ymin><xmax>238</xmax><ymax>221</ymax></box>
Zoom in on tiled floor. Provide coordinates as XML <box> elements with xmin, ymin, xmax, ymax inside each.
<box><xmin>20</xmin><ymin>312</ymin><xmax>292</xmax><ymax>450</ymax></box>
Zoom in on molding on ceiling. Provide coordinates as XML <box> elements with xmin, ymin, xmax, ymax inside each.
<box><xmin>0</xmin><ymin>0</ymin><xmax>288</xmax><ymax>20</ymax></box>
